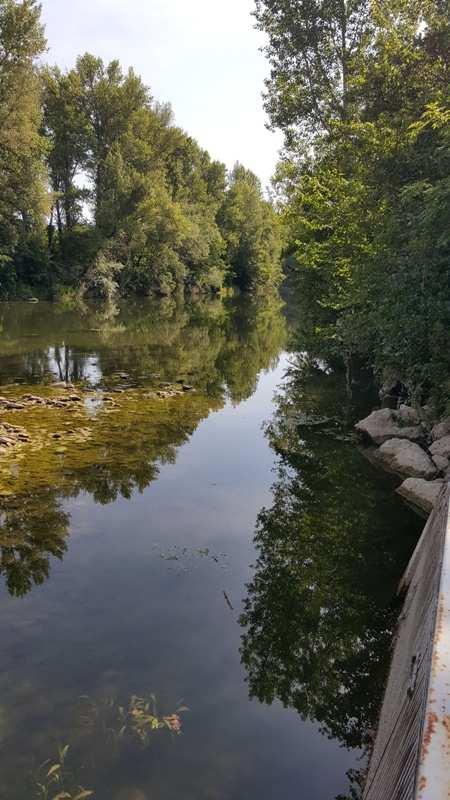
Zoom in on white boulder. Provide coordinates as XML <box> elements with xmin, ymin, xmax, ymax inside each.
<box><xmin>397</xmin><ymin>478</ymin><xmax>444</xmax><ymax>514</ymax></box>
<box><xmin>377</xmin><ymin>438</ymin><xmax>437</xmax><ymax>478</ymax></box>
<box><xmin>355</xmin><ymin>408</ymin><xmax>422</xmax><ymax>445</ymax></box>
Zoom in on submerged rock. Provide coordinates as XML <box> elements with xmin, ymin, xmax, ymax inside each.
<box><xmin>0</xmin><ymin>396</ymin><xmax>26</xmax><ymax>410</ymax></box>
<box><xmin>397</xmin><ymin>477</ymin><xmax>444</xmax><ymax>513</ymax></box>
<box><xmin>377</xmin><ymin>438</ymin><xmax>437</xmax><ymax>478</ymax></box>
<box><xmin>355</xmin><ymin>408</ymin><xmax>422</xmax><ymax>445</ymax></box>
<box><xmin>0</xmin><ymin>422</ymin><xmax>30</xmax><ymax>454</ymax></box>
<box><xmin>0</xmin><ymin>392</ymin><xmax>82</xmax><ymax>411</ymax></box>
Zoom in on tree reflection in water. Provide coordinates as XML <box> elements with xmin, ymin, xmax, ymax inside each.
<box><xmin>0</xmin><ymin>490</ymin><xmax>69</xmax><ymax>597</ymax></box>
<box><xmin>240</xmin><ymin>355</ymin><xmax>421</xmax><ymax>755</ymax></box>
<box><xmin>0</xmin><ymin>293</ymin><xmax>287</xmax><ymax>598</ymax></box>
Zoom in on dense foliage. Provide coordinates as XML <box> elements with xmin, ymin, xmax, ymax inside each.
<box><xmin>255</xmin><ymin>0</ymin><xmax>450</xmax><ymax>407</ymax></box>
<box><xmin>0</xmin><ymin>1</ymin><xmax>281</xmax><ymax>300</ymax></box>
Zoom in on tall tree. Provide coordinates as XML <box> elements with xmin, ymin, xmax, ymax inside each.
<box><xmin>0</xmin><ymin>0</ymin><xmax>48</xmax><ymax>289</ymax></box>
<box><xmin>75</xmin><ymin>53</ymin><xmax>150</xmax><ymax>232</ymax></box>
<box><xmin>254</xmin><ymin>0</ymin><xmax>372</xmax><ymax>142</ymax></box>
<box><xmin>42</xmin><ymin>66</ymin><xmax>89</xmax><ymax>235</ymax></box>
<box><xmin>218</xmin><ymin>164</ymin><xmax>282</xmax><ymax>290</ymax></box>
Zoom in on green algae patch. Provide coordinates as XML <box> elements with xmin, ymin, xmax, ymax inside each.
<box><xmin>0</xmin><ymin>384</ymin><xmax>223</xmax><ymax>499</ymax></box>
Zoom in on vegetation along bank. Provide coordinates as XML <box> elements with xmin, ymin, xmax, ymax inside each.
<box><xmin>254</xmin><ymin>0</ymin><xmax>449</xmax><ymax>498</ymax></box>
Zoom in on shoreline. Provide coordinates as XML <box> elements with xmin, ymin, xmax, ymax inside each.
<box><xmin>355</xmin><ymin>402</ymin><xmax>450</xmax><ymax>516</ymax></box>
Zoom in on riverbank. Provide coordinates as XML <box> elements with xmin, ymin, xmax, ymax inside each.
<box><xmin>355</xmin><ymin>401</ymin><xmax>450</xmax><ymax>515</ymax></box>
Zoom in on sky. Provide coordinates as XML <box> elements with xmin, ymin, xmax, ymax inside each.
<box><xmin>40</xmin><ymin>0</ymin><xmax>283</xmax><ymax>190</ymax></box>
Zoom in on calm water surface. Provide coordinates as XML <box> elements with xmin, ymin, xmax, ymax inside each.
<box><xmin>0</xmin><ymin>296</ymin><xmax>422</xmax><ymax>800</ymax></box>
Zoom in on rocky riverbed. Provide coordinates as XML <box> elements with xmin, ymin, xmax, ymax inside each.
<box><xmin>355</xmin><ymin>403</ymin><xmax>450</xmax><ymax>514</ymax></box>
<box><xmin>0</xmin><ymin>379</ymin><xmax>205</xmax><ymax>500</ymax></box>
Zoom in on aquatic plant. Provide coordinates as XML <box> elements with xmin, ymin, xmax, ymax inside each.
<box><xmin>34</xmin><ymin>744</ymin><xmax>94</xmax><ymax>800</ymax></box>
<box><xmin>79</xmin><ymin>692</ymin><xmax>187</xmax><ymax>748</ymax></box>
<box><xmin>154</xmin><ymin>543</ymin><xmax>229</xmax><ymax>573</ymax></box>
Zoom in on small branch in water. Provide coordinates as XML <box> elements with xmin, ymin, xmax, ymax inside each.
<box><xmin>223</xmin><ymin>590</ymin><xmax>234</xmax><ymax>611</ymax></box>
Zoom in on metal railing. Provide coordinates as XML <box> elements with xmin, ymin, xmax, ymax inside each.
<box><xmin>363</xmin><ymin>482</ymin><xmax>450</xmax><ymax>800</ymax></box>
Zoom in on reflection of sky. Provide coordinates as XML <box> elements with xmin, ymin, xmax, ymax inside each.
<box><xmin>47</xmin><ymin>346</ymin><xmax>103</xmax><ymax>384</ymax></box>
<box><xmin>0</xmin><ymin>354</ymin><xmax>358</xmax><ymax>800</ymax></box>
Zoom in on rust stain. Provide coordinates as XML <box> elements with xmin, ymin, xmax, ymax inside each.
<box><xmin>417</xmin><ymin>775</ymin><xmax>427</xmax><ymax>800</ymax></box>
<box><xmin>435</xmin><ymin>600</ymin><xmax>445</xmax><ymax>642</ymax></box>
<box><xmin>421</xmin><ymin>711</ymin><xmax>439</xmax><ymax>760</ymax></box>
<box><xmin>444</xmin><ymin>714</ymin><xmax>450</xmax><ymax>734</ymax></box>
<box><xmin>417</xmin><ymin>774</ymin><xmax>427</xmax><ymax>795</ymax></box>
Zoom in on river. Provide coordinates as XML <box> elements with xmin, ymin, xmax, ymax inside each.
<box><xmin>0</xmin><ymin>294</ymin><xmax>422</xmax><ymax>800</ymax></box>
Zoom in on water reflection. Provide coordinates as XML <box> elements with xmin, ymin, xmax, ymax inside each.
<box><xmin>0</xmin><ymin>491</ymin><xmax>69</xmax><ymax>597</ymax></box>
<box><xmin>0</xmin><ymin>294</ymin><xmax>286</xmax><ymax>401</ymax></box>
<box><xmin>240</xmin><ymin>355</ymin><xmax>422</xmax><ymax>755</ymax></box>
<box><xmin>0</xmin><ymin>294</ymin><xmax>287</xmax><ymax>597</ymax></box>
<box><xmin>0</xmin><ymin>303</ymin><xmax>423</xmax><ymax>800</ymax></box>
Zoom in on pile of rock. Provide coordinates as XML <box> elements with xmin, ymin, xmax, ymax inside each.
<box><xmin>145</xmin><ymin>384</ymin><xmax>195</xmax><ymax>400</ymax></box>
<box><xmin>0</xmin><ymin>422</ymin><xmax>30</xmax><ymax>455</ymax></box>
<box><xmin>0</xmin><ymin>392</ymin><xmax>83</xmax><ymax>411</ymax></box>
<box><xmin>355</xmin><ymin>405</ymin><xmax>450</xmax><ymax>514</ymax></box>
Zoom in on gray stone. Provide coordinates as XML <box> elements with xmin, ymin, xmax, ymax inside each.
<box><xmin>431</xmin><ymin>417</ymin><xmax>450</xmax><ymax>441</ymax></box>
<box><xmin>430</xmin><ymin>435</ymin><xmax>450</xmax><ymax>459</ymax></box>
<box><xmin>397</xmin><ymin>478</ymin><xmax>444</xmax><ymax>514</ymax></box>
<box><xmin>355</xmin><ymin>408</ymin><xmax>422</xmax><ymax>445</ymax></box>
<box><xmin>377</xmin><ymin>438</ymin><xmax>437</xmax><ymax>478</ymax></box>
<box><xmin>432</xmin><ymin>454</ymin><xmax>449</xmax><ymax>472</ymax></box>
<box><xmin>397</xmin><ymin>404</ymin><xmax>420</xmax><ymax>425</ymax></box>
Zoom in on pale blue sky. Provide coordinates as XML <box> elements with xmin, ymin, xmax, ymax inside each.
<box><xmin>40</xmin><ymin>0</ymin><xmax>282</xmax><ymax>189</ymax></box>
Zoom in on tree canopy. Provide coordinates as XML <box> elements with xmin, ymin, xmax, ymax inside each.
<box><xmin>256</xmin><ymin>0</ymin><xmax>450</xmax><ymax>407</ymax></box>
<box><xmin>0</xmin><ymin>3</ymin><xmax>282</xmax><ymax>300</ymax></box>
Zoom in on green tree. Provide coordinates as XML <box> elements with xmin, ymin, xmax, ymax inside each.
<box><xmin>262</xmin><ymin>0</ymin><xmax>450</xmax><ymax>404</ymax></box>
<box><xmin>254</xmin><ymin>0</ymin><xmax>372</xmax><ymax>142</ymax></box>
<box><xmin>74</xmin><ymin>53</ymin><xmax>150</xmax><ymax>234</ymax></box>
<box><xmin>42</xmin><ymin>66</ymin><xmax>89</xmax><ymax>236</ymax></box>
<box><xmin>0</xmin><ymin>0</ymin><xmax>48</xmax><ymax>295</ymax></box>
<box><xmin>218</xmin><ymin>164</ymin><xmax>282</xmax><ymax>290</ymax></box>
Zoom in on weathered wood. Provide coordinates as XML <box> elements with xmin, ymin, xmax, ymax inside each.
<box><xmin>363</xmin><ymin>481</ymin><xmax>450</xmax><ymax>800</ymax></box>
